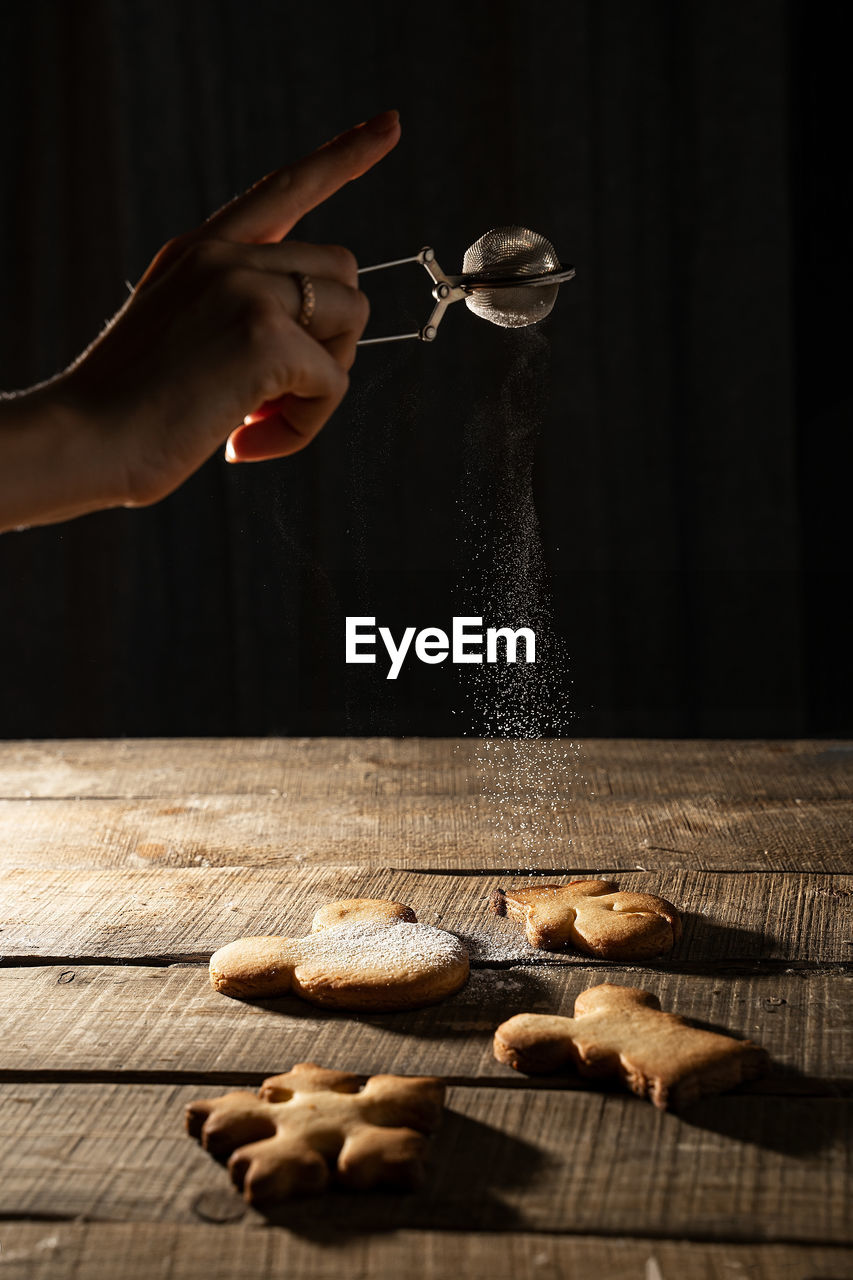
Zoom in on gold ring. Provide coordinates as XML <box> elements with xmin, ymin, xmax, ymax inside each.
<box><xmin>296</xmin><ymin>272</ymin><xmax>315</xmax><ymax>328</ymax></box>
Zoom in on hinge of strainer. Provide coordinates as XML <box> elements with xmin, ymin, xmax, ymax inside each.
<box><xmin>356</xmin><ymin>234</ymin><xmax>576</xmax><ymax>345</ymax></box>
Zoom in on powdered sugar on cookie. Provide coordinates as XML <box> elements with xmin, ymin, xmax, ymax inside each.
<box><xmin>209</xmin><ymin>898</ymin><xmax>470</xmax><ymax>1011</ymax></box>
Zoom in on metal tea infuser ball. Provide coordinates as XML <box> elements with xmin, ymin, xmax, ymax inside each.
<box><xmin>356</xmin><ymin>225</ymin><xmax>576</xmax><ymax>345</ymax></box>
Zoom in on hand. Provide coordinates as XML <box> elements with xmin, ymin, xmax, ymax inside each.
<box><xmin>0</xmin><ymin>110</ymin><xmax>400</xmax><ymax>530</ymax></box>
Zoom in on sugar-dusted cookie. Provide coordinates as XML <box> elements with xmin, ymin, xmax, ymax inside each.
<box><xmin>187</xmin><ymin>1062</ymin><xmax>445</xmax><ymax>1204</ymax></box>
<box><xmin>491</xmin><ymin>879</ymin><xmax>681</xmax><ymax>959</ymax></box>
<box><xmin>209</xmin><ymin>897</ymin><xmax>469</xmax><ymax>1010</ymax></box>
<box><xmin>494</xmin><ymin>982</ymin><xmax>767</xmax><ymax>1109</ymax></box>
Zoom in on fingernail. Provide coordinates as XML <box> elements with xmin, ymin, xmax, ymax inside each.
<box><xmin>225</xmin><ymin>438</ymin><xmax>237</xmax><ymax>463</ymax></box>
<box><xmin>364</xmin><ymin>109</ymin><xmax>400</xmax><ymax>134</ymax></box>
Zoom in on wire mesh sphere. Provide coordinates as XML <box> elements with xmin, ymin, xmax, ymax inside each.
<box><xmin>461</xmin><ymin>226</ymin><xmax>561</xmax><ymax>328</ymax></box>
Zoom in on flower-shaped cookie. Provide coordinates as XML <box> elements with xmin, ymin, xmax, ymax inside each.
<box><xmin>491</xmin><ymin>879</ymin><xmax>681</xmax><ymax>959</ymax></box>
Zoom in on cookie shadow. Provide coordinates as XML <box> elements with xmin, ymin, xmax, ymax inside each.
<box><xmin>677</xmin><ymin>1082</ymin><xmax>841</xmax><ymax>1156</ymax></box>
<box><xmin>671</xmin><ymin>912</ymin><xmax>774</xmax><ymax>967</ymax></box>
<box><xmin>664</xmin><ymin>1009</ymin><xmax>851</xmax><ymax>1137</ymax></box>
<box><xmin>257</xmin><ymin>1108</ymin><xmax>548</xmax><ymax>1238</ymax></box>
<box><xmin>245</xmin><ymin>965</ymin><xmax>554</xmax><ymax>1041</ymax></box>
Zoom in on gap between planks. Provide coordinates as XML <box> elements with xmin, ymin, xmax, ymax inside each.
<box><xmin>0</xmin><ymin>1223</ymin><xmax>850</xmax><ymax>1280</ymax></box>
<box><xmin>0</xmin><ymin>1070</ymin><xmax>848</xmax><ymax>1100</ymax></box>
<box><xmin>397</xmin><ymin>864</ymin><xmax>853</xmax><ymax>876</ymax></box>
<box><xmin>3</xmin><ymin>954</ymin><xmax>851</xmax><ymax>978</ymax></box>
<box><xmin>0</xmin><ymin>1216</ymin><xmax>848</xmax><ymax>1251</ymax></box>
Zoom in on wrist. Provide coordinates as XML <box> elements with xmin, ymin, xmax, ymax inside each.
<box><xmin>0</xmin><ymin>377</ymin><xmax>124</xmax><ymax>532</ymax></box>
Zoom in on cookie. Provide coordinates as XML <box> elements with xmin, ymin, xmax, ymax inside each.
<box><xmin>187</xmin><ymin>1062</ymin><xmax>445</xmax><ymax>1204</ymax></box>
<box><xmin>494</xmin><ymin>982</ymin><xmax>768</xmax><ymax>1109</ymax></box>
<box><xmin>209</xmin><ymin>897</ymin><xmax>469</xmax><ymax>1010</ymax></box>
<box><xmin>491</xmin><ymin>879</ymin><xmax>681</xmax><ymax>959</ymax></box>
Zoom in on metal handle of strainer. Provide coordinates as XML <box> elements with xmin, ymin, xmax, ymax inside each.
<box><xmin>355</xmin><ymin>226</ymin><xmax>575</xmax><ymax>345</ymax></box>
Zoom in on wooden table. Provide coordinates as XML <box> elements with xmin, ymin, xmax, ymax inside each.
<box><xmin>0</xmin><ymin>738</ymin><xmax>851</xmax><ymax>1279</ymax></box>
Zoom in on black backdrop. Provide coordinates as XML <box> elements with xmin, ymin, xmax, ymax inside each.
<box><xmin>0</xmin><ymin>0</ymin><xmax>849</xmax><ymax>739</ymax></box>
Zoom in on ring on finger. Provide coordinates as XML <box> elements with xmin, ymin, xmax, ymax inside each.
<box><xmin>295</xmin><ymin>272</ymin><xmax>316</xmax><ymax>329</ymax></box>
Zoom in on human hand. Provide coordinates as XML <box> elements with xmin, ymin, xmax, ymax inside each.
<box><xmin>44</xmin><ymin>111</ymin><xmax>399</xmax><ymax>514</ymax></box>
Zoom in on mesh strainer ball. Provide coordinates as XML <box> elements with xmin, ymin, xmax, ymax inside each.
<box><xmin>462</xmin><ymin>226</ymin><xmax>561</xmax><ymax>328</ymax></box>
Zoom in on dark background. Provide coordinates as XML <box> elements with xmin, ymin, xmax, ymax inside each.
<box><xmin>0</xmin><ymin>0</ymin><xmax>849</xmax><ymax>739</ymax></box>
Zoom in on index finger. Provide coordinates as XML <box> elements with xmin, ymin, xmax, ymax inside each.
<box><xmin>206</xmin><ymin>110</ymin><xmax>401</xmax><ymax>245</ymax></box>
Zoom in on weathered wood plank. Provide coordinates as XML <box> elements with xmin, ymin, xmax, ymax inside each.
<box><xmin>1</xmin><ymin>964</ymin><xmax>848</xmax><ymax>1090</ymax></box>
<box><xmin>1</xmin><ymin>737</ymin><xmax>850</xmax><ymax>801</ymax></box>
<box><xmin>1</xmin><ymin>867</ymin><xmax>850</xmax><ymax>964</ymax></box>
<box><xmin>1</xmin><ymin>1083</ymin><xmax>849</xmax><ymax>1241</ymax></box>
<box><xmin>0</xmin><ymin>791</ymin><xmax>850</xmax><ymax>872</ymax></box>
<box><xmin>0</xmin><ymin>1222</ymin><xmax>849</xmax><ymax>1280</ymax></box>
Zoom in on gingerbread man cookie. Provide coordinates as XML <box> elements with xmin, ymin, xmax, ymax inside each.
<box><xmin>187</xmin><ymin>1062</ymin><xmax>445</xmax><ymax>1204</ymax></box>
<box><xmin>491</xmin><ymin>880</ymin><xmax>681</xmax><ymax>959</ymax></box>
<box><xmin>209</xmin><ymin>897</ymin><xmax>469</xmax><ymax>1010</ymax></box>
<box><xmin>494</xmin><ymin>982</ymin><xmax>767</xmax><ymax>1109</ymax></box>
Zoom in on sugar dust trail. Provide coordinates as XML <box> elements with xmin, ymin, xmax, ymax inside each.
<box><xmin>455</xmin><ymin>328</ymin><xmax>591</xmax><ymax>869</ymax></box>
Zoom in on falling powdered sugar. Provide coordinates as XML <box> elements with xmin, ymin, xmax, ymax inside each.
<box><xmin>455</xmin><ymin>329</ymin><xmax>590</xmax><ymax>867</ymax></box>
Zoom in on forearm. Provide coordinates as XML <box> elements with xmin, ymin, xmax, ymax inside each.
<box><xmin>0</xmin><ymin>381</ymin><xmax>121</xmax><ymax>532</ymax></box>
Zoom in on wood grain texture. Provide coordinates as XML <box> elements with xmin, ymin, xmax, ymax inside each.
<box><xmin>0</xmin><ymin>1223</ymin><xmax>849</xmax><ymax>1280</ymax></box>
<box><xmin>1</xmin><ymin>790</ymin><xmax>850</xmax><ymax>872</ymax></box>
<box><xmin>1</xmin><ymin>1083</ymin><xmax>849</xmax><ymax>1241</ymax></box>
<box><xmin>1</xmin><ymin>737</ymin><xmax>850</xmax><ymax>801</ymax></box>
<box><xmin>2</xmin><ymin>964</ymin><xmax>848</xmax><ymax>1089</ymax></box>
<box><xmin>2</xmin><ymin>866</ymin><xmax>850</xmax><ymax>964</ymax></box>
<box><xmin>2</xmin><ymin>737</ymin><xmax>850</xmax><ymax>1269</ymax></box>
